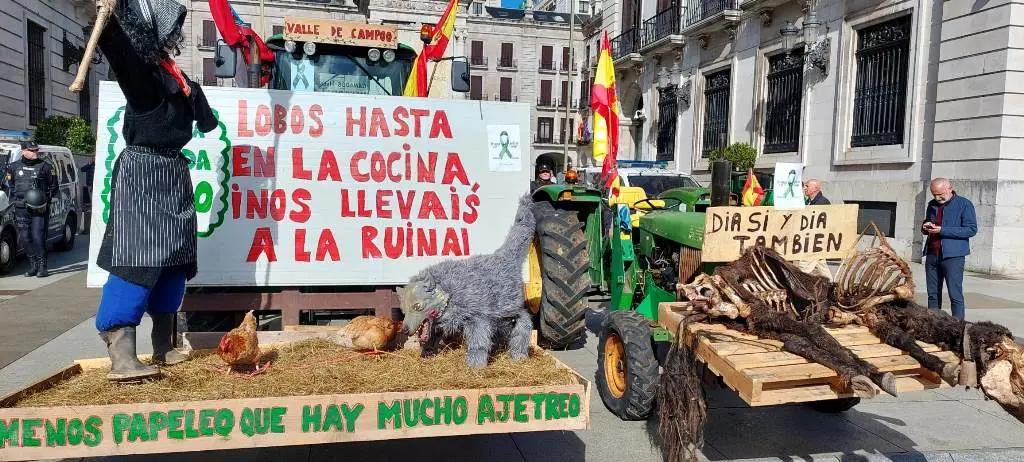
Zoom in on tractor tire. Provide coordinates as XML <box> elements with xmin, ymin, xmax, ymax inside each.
<box><xmin>597</xmin><ymin>310</ymin><xmax>659</xmax><ymax>420</ymax></box>
<box><xmin>808</xmin><ymin>397</ymin><xmax>861</xmax><ymax>413</ymax></box>
<box><xmin>534</xmin><ymin>202</ymin><xmax>591</xmax><ymax>349</ymax></box>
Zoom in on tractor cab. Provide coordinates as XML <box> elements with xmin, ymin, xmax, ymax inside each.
<box><xmin>214</xmin><ymin>17</ymin><xmax>471</xmax><ymax>96</ymax></box>
<box><xmin>579</xmin><ymin>160</ymin><xmax>702</xmax><ymax>215</ymax></box>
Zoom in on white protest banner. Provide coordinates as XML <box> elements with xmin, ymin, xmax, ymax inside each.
<box><xmin>701</xmin><ymin>204</ymin><xmax>861</xmax><ymax>262</ymax></box>
<box><xmin>772</xmin><ymin>162</ymin><xmax>804</xmax><ymax>210</ymax></box>
<box><xmin>86</xmin><ymin>83</ymin><xmax>532</xmax><ymax>287</ymax></box>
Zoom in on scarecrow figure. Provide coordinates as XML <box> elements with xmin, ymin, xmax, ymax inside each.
<box><xmin>84</xmin><ymin>0</ymin><xmax>218</xmax><ymax>381</ymax></box>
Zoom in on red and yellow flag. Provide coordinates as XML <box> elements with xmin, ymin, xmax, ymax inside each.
<box><xmin>591</xmin><ymin>31</ymin><xmax>621</xmax><ymax>188</ymax></box>
<box><xmin>741</xmin><ymin>168</ymin><xmax>765</xmax><ymax>206</ymax></box>
<box><xmin>403</xmin><ymin>0</ymin><xmax>459</xmax><ymax>97</ymax></box>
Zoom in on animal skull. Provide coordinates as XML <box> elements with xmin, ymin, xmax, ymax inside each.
<box><xmin>980</xmin><ymin>337</ymin><xmax>1024</xmax><ymax>423</ymax></box>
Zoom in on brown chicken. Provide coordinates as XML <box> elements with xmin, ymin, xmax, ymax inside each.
<box><xmin>333</xmin><ymin>315</ymin><xmax>401</xmax><ymax>355</ymax></box>
<box><xmin>217</xmin><ymin>310</ymin><xmax>267</xmax><ymax>375</ymax></box>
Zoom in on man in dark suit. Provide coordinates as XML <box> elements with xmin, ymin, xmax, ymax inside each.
<box><xmin>803</xmin><ymin>179</ymin><xmax>831</xmax><ymax>205</ymax></box>
<box><xmin>922</xmin><ymin>177</ymin><xmax>977</xmax><ymax>320</ymax></box>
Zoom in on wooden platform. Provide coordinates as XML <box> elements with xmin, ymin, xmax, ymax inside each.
<box><xmin>658</xmin><ymin>303</ymin><xmax>956</xmax><ymax>406</ymax></box>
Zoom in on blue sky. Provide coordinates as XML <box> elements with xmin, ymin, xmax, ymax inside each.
<box><xmin>500</xmin><ymin>0</ymin><xmax>523</xmax><ymax>8</ymax></box>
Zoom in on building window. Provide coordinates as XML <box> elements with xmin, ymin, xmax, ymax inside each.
<box><xmin>470</xmin><ymin>75</ymin><xmax>482</xmax><ymax>100</ymax></box>
<box><xmin>579</xmin><ymin>0</ymin><xmax>590</xmax><ymax>14</ymax></box>
<box><xmin>273</xmin><ymin>25</ymin><xmax>284</xmax><ymax>36</ymax></box>
<box><xmin>203</xmin><ymin>57</ymin><xmax>218</xmax><ymax>86</ymax></box>
<box><xmin>702</xmin><ymin>68</ymin><xmax>730</xmax><ymax>158</ymax></box>
<box><xmin>539</xmin><ymin>80</ymin><xmax>552</xmax><ymax>106</ymax></box>
<box><xmin>79</xmin><ymin>74</ymin><xmax>91</xmax><ymax>122</ymax></box>
<box><xmin>471</xmin><ymin>40</ymin><xmax>485</xmax><ymax>66</ymax></box>
<box><xmin>562</xmin><ymin>46</ymin><xmax>570</xmax><ymax>71</ymax></box>
<box><xmin>499</xmin><ymin>43</ymin><xmax>514</xmax><ymax>68</ymax></box>
<box><xmin>845</xmin><ymin>201</ymin><xmax>897</xmax><ymax>238</ymax></box>
<box><xmin>541</xmin><ymin>45</ymin><xmax>554</xmax><ymax>70</ymax></box>
<box><xmin>657</xmin><ymin>86</ymin><xmax>677</xmax><ymax>161</ymax></box>
<box><xmin>851</xmin><ymin>15</ymin><xmax>911</xmax><ymax>148</ymax></box>
<box><xmin>764</xmin><ymin>48</ymin><xmax>804</xmax><ymax>154</ymax></box>
<box><xmin>201</xmin><ymin>20</ymin><xmax>218</xmax><ymax>48</ymax></box>
<box><xmin>27</xmin><ymin>21</ymin><xmax>46</xmax><ymax>126</ymax></box>
<box><xmin>472</xmin><ymin>1</ymin><xmax>483</xmax><ymax>15</ymax></box>
<box><xmin>560</xmin><ymin>80</ymin><xmax>569</xmax><ymax>107</ymax></box>
<box><xmin>499</xmin><ymin>77</ymin><xmax>512</xmax><ymax>101</ymax></box>
<box><xmin>537</xmin><ymin>117</ymin><xmax>553</xmax><ymax>143</ymax></box>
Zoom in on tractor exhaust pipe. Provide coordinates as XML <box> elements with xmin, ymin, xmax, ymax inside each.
<box><xmin>711</xmin><ymin>159</ymin><xmax>732</xmax><ymax>207</ymax></box>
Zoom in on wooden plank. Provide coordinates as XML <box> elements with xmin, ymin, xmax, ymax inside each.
<box><xmin>751</xmin><ymin>375</ymin><xmax>950</xmax><ymax>407</ymax></box>
<box><xmin>0</xmin><ymin>365</ymin><xmax>82</xmax><ymax>407</ymax></box>
<box><xmin>746</xmin><ymin>353</ymin><xmax>949</xmax><ymax>384</ymax></box>
<box><xmin>725</xmin><ymin>343</ymin><xmax>944</xmax><ymax>371</ymax></box>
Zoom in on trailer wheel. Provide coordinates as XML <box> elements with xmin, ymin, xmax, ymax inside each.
<box><xmin>808</xmin><ymin>397</ymin><xmax>860</xmax><ymax>413</ymax></box>
<box><xmin>533</xmin><ymin>201</ymin><xmax>591</xmax><ymax>349</ymax></box>
<box><xmin>0</xmin><ymin>229</ymin><xmax>15</xmax><ymax>274</ymax></box>
<box><xmin>597</xmin><ymin>310</ymin><xmax>659</xmax><ymax>420</ymax></box>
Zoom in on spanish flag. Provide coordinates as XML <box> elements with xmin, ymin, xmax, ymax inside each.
<box><xmin>591</xmin><ymin>31</ymin><xmax>621</xmax><ymax>188</ymax></box>
<box><xmin>403</xmin><ymin>0</ymin><xmax>459</xmax><ymax>97</ymax></box>
<box><xmin>741</xmin><ymin>168</ymin><xmax>765</xmax><ymax>206</ymax></box>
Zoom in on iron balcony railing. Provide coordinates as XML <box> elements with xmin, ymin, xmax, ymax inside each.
<box><xmin>641</xmin><ymin>5</ymin><xmax>683</xmax><ymax>49</ymax></box>
<box><xmin>470</xmin><ymin>56</ymin><xmax>488</xmax><ymax>67</ymax></box>
<box><xmin>611</xmin><ymin>27</ymin><xmax>639</xmax><ymax>60</ymax></box>
<box><xmin>686</xmin><ymin>0</ymin><xmax>739</xmax><ymax>27</ymax></box>
<box><xmin>539</xmin><ymin>60</ymin><xmax>558</xmax><ymax>72</ymax></box>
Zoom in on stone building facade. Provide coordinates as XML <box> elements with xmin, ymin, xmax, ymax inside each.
<box><xmin>588</xmin><ymin>0</ymin><xmax>1024</xmax><ymax>275</ymax></box>
<box><xmin>0</xmin><ymin>0</ymin><xmax>109</xmax><ymax>138</ymax></box>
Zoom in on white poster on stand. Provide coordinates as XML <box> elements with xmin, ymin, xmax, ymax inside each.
<box><xmin>87</xmin><ymin>82</ymin><xmax>532</xmax><ymax>288</ymax></box>
<box><xmin>772</xmin><ymin>162</ymin><xmax>805</xmax><ymax>210</ymax></box>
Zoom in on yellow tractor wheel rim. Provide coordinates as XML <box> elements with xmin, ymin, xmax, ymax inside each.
<box><xmin>525</xmin><ymin>235</ymin><xmax>542</xmax><ymax>314</ymax></box>
<box><xmin>604</xmin><ymin>333</ymin><xmax>627</xmax><ymax>399</ymax></box>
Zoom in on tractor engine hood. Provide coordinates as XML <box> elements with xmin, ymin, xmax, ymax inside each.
<box><xmin>638</xmin><ymin>211</ymin><xmax>706</xmax><ymax>249</ymax></box>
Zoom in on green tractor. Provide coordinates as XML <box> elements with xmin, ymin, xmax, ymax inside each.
<box><xmin>590</xmin><ymin>170</ymin><xmax>859</xmax><ymax>421</ymax></box>
<box><xmin>526</xmin><ymin>162</ymin><xmax>775</xmax><ymax>351</ymax></box>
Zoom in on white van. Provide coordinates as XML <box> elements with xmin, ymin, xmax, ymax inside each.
<box><xmin>0</xmin><ymin>142</ymin><xmax>83</xmax><ymax>273</ymax></box>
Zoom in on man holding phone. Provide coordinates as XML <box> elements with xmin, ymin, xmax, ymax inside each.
<box><xmin>922</xmin><ymin>178</ymin><xmax>977</xmax><ymax>320</ymax></box>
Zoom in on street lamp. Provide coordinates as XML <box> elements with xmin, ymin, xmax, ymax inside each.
<box><xmin>780</xmin><ymin>20</ymin><xmax>800</xmax><ymax>52</ymax></box>
<box><xmin>803</xmin><ymin>10</ymin><xmax>821</xmax><ymax>44</ymax></box>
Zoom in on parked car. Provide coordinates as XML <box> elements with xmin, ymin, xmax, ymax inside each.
<box><xmin>0</xmin><ymin>142</ymin><xmax>83</xmax><ymax>274</ymax></box>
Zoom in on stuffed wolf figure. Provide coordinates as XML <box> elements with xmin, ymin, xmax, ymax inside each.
<box><xmin>398</xmin><ymin>193</ymin><xmax>537</xmax><ymax>368</ymax></box>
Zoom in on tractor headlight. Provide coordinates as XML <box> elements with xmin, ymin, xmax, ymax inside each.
<box><xmin>303</xmin><ymin>42</ymin><xmax>316</xmax><ymax>56</ymax></box>
<box><xmin>368</xmin><ymin>48</ymin><xmax>381</xmax><ymax>62</ymax></box>
<box><xmin>284</xmin><ymin>40</ymin><xmax>297</xmax><ymax>53</ymax></box>
<box><xmin>383</xmin><ymin>49</ymin><xmax>396</xmax><ymax>63</ymax></box>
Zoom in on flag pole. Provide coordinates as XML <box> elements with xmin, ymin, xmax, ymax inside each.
<box><xmin>562</xmin><ymin>0</ymin><xmax>574</xmax><ymax>172</ymax></box>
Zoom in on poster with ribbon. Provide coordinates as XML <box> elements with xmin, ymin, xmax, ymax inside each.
<box><xmin>486</xmin><ymin>124</ymin><xmax>522</xmax><ymax>172</ymax></box>
<box><xmin>772</xmin><ymin>162</ymin><xmax>805</xmax><ymax>210</ymax></box>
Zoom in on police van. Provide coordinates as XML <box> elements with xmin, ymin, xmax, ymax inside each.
<box><xmin>0</xmin><ymin>141</ymin><xmax>83</xmax><ymax>274</ymax></box>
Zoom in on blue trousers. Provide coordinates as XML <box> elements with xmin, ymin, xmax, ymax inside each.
<box><xmin>925</xmin><ymin>254</ymin><xmax>966</xmax><ymax>320</ymax></box>
<box><xmin>95</xmin><ymin>268</ymin><xmax>187</xmax><ymax>332</ymax></box>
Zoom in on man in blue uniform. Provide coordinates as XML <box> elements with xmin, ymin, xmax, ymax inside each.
<box><xmin>2</xmin><ymin>141</ymin><xmax>57</xmax><ymax>277</ymax></box>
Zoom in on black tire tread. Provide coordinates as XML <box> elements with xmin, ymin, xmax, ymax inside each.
<box><xmin>534</xmin><ymin>202</ymin><xmax>591</xmax><ymax>349</ymax></box>
<box><xmin>597</xmin><ymin>310</ymin><xmax>659</xmax><ymax>420</ymax></box>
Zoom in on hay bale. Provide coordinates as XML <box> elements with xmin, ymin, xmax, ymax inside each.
<box><xmin>9</xmin><ymin>339</ymin><xmax>578</xmax><ymax>408</ymax></box>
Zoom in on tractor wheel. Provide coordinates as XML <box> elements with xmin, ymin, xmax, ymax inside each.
<box><xmin>597</xmin><ymin>310</ymin><xmax>659</xmax><ymax>420</ymax></box>
<box><xmin>533</xmin><ymin>202</ymin><xmax>591</xmax><ymax>349</ymax></box>
<box><xmin>808</xmin><ymin>397</ymin><xmax>861</xmax><ymax>413</ymax></box>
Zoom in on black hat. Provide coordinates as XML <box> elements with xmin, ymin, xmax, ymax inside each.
<box><xmin>20</xmin><ymin>140</ymin><xmax>39</xmax><ymax>151</ymax></box>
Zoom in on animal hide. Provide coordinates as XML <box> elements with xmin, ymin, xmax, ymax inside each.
<box><xmin>397</xmin><ymin>194</ymin><xmax>537</xmax><ymax>368</ymax></box>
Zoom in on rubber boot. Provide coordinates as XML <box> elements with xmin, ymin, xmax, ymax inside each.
<box><xmin>151</xmin><ymin>313</ymin><xmax>189</xmax><ymax>366</ymax></box>
<box><xmin>99</xmin><ymin>326</ymin><xmax>160</xmax><ymax>381</ymax></box>
<box><xmin>36</xmin><ymin>255</ymin><xmax>48</xmax><ymax>278</ymax></box>
<box><xmin>24</xmin><ymin>255</ymin><xmax>38</xmax><ymax>277</ymax></box>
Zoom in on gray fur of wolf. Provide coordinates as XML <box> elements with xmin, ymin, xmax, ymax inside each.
<box><xmin>398</xmin><ymin>193</ymin><xmax>537</xmax><ymax>368</ymax></box>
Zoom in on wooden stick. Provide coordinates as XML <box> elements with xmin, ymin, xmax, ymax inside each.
<box><xmin>70</xmin><ymin>1</ymin><xmax>113</xmax><ymax>93</ymax></box>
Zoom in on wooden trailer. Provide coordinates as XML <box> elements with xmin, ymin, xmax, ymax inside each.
<box><xmin>0</xmin><ymin>333</ymin><xmax>590</xmax><ymax>461</ymax></box>
<box><xmin>658</xmin><ymin>302</ymin><xmax>956</xmax><ymax>406</ymax></box>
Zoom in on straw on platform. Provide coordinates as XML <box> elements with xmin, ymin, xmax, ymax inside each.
<box><xmin>11</xmin><ymin>339</ymin><xmax>578</xmax><ymax>408</ymax></box>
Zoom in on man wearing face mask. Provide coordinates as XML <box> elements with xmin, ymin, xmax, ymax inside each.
<box><xmin>922</xmin><ymin>177</ymin><xmax>977</xmax><ymax>320</ymax></box>
<box><xmin>2</xmin><ymin>141</ymin><xmax>58</xmax><ymax>277</ymax></box>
